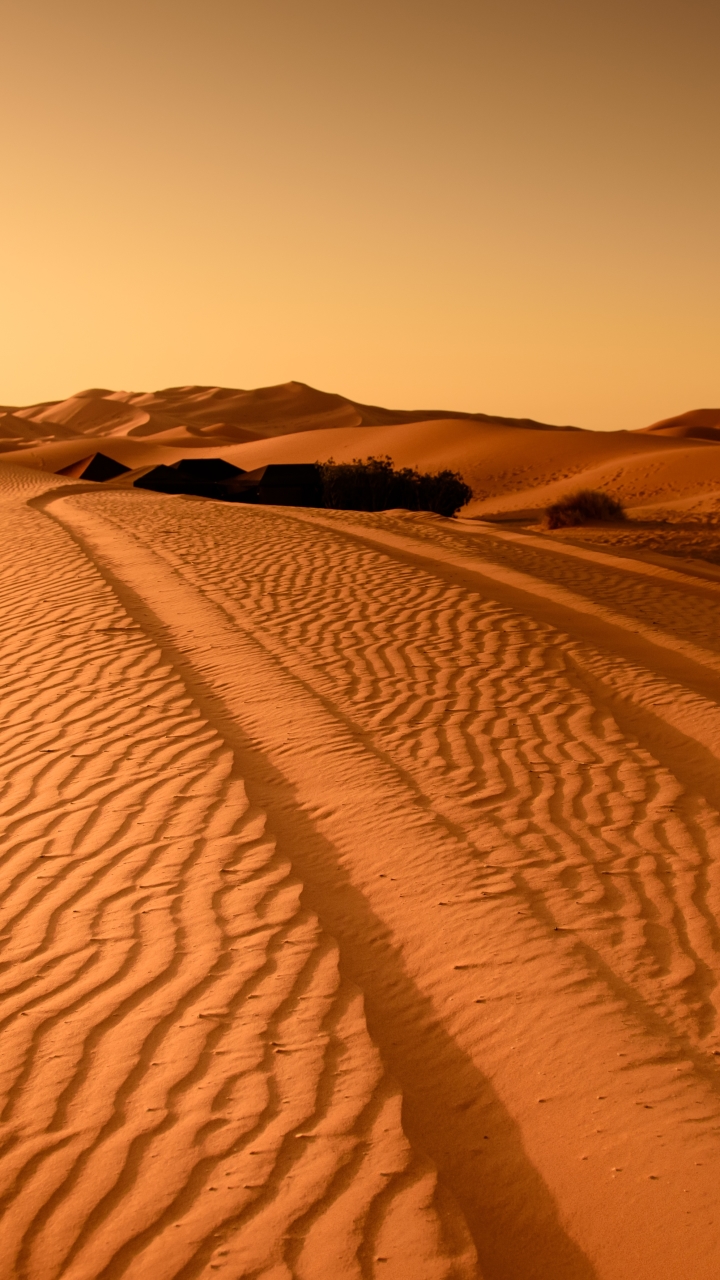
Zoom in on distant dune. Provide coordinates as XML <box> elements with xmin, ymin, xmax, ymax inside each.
<box><xmin>636</xmin><ymin>407</ymin><xmax>720</xmax><ymax>442</ymax></box>
<box><xmin>0</xmin><ymin>381</ymin><xmax>570</xmax><ymax>450</ymax></box>
<box><xmin>5</xmin><ymin>381</ymin><xmax>720</xmax><ymax>519</ymax></box>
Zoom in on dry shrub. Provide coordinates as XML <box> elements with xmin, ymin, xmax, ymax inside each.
<box><xmin>543</xmin><ymin>489</ymin><xmax>626</xmax><ymax>529</ymax></box>
<box><xmin>320</xmin><ymin>456</ymin><xmax>472</xmax><ymax>517</ymax></box>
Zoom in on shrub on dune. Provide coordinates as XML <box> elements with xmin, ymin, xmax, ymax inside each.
<box><xmin>319</xmin><ymin>456</ymin><xmax>472</xmax><ymax>517</ymax></box>
<box><xmin>543</xmin><ymin>489</ymin><xmax>626</xmax><ymax>529</ymax></box>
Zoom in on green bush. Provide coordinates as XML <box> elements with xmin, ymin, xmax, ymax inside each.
<box><xmin>319</xmin><ymin>456</ymin><xmax>472</xmax><ymax>517</ymax></box>
<box><xmin>543</xmin><ymin>489</ymin><xmax>626</xmax><ymax>529</ymax></box>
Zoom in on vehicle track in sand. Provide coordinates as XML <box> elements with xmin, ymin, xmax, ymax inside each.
<box><xmin>0</xmin><ymin>466</ymin><xmax>476</xmax><ymax>1280</ymax></box>
<box><xmin>30</xmin><ymin>482</ymin><xmax>720</xmax><ymax>1280</ymax></box>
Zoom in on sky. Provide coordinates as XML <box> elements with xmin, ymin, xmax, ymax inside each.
<box><xmin>0</xmin><ymin>0</ymin><xmax>718</xmax><ymax>429</ymax></box>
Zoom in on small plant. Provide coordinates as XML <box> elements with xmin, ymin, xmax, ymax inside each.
<box><xmin>319</xmin><ymin>456</ymin><xmax>472</xmax><ymax>517</ymax></box>
<box><xmin>543</xmin><ymin>489</ymin><xmax>626</xmax><ymax>529</ymax></box>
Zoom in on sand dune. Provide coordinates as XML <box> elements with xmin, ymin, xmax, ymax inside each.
<box><xmin>0</xmin><ymin>382</ymin><xmax>567</xmax><ymax>456</ymax></box>
<box><xmin>6</xmin><ymin>382</ymin><xmax>720</xmax><ymax>520</ymax></box>
<box><xmin>639</xmin><ymin>408</ymin><xmax>720</xmax><ymax>441</ymax></box>
<box><xmin>3</xmin><ymin>451</ymin><xmax>720</xmax><ymax>1276</ymax></box>
<box><xmin>11</xmin><ymin>418</ymin><xmax>720</xmax><ymax>521</ymax></box>
<box><xmin>3</xmin><ymin>381</ymin><xmax>720</xmax><ymax>1276</ymax></box>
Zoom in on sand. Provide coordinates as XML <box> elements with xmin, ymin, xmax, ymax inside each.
<box><xmin>0</xmin><ymin>465</ymin><xmax>477</xmax><ymax>1279</ymax></box>
<box><xmin>6</xmin><ymin>382</ymin><xmax>720</xmax><ymax>522</ymax></box>
<box><xmin>2</xmin><ymin>384</ymin><xmax>720</xmax><ymax>1277</ymax></box>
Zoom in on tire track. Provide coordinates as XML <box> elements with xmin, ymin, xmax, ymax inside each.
<box><xmin>45</xmin><ymin>486</ymin><xmax>720</xmax><ymax>1279</ymax></box>
<box><xmin>0</xmin><ymin>465</ymin><xmax>476</xmax><ymax>1280</ymax></box>
<box><xmin>76</xmin><ymin>491</ymin><xmax>720</xmax><ymax>1057</ymax></box>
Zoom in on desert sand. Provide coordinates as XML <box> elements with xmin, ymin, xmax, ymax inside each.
<box><xmin>6</xmin><ymin>384</ymin><xmax>720</xmax><ymax>522</ymax></box>
<box><xmin>2</xmin><ymin>384</ymin><xmax>720</xmax><ymax>1278</ymax></box>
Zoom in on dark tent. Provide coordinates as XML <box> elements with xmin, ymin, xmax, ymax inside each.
<box><xmin>174</xmin><ymin>458</ymin><xmax>245</xmax><ymax>482</ymax></box>
<box><xmin>82</xmin><ymin>453</ymin><xmax>132</xmax><ymax>482</ymax></box>
<box><xmin>56</xmin><ymin>452</ymin><xmax>131</xmax><ymax>482</ymax></box>
<box><xmin>134</xmin><ymin>460</ymin><xmax>323</xmax><ymax>507</ymax></box>
<box><xmin>234</xmin><ymin>464</ymin><xmax>324</xmax><ymax>507</ymax></box>
<box><xmin>134</xmin><ymin>459</ymin><xmax>247</xmax><ymax>499</ymax></box>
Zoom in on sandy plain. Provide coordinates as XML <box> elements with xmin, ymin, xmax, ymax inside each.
<box><xmin>2</xmin><ymin>384</ymin><xmax>720</xmax><ymax>1279</ymax></box>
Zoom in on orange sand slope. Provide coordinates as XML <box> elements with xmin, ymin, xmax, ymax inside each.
<box><xmin>3</xmin><ymin>459</ymin><xmax>720</xmax><ymax>1278</ymax></box>
<box><xmin>0</xmin><ymin>382</ymin><xmax>568</xmax><ymax>451</ymax></box>
<box><xmin>638</xmin><ymin>408</ymin><xmax>720</xmax><ymax>442</ymax></box>
<box><xmin>6</xmin><ymin>382</ymin><xmax>720</xmax><ymax>518</ymax></box>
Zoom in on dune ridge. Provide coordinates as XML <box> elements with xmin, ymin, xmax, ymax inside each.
<box><xmin>638</xmin><ymin>409</ymin><xmax>720</xmax><ymax>442</ymax></box>
<box><xmin>0</xmin><ymin>382</ymin><xmax>569</xmax><ymax>455</ymax></box>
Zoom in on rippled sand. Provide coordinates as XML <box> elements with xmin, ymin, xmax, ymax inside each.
<box><xmin>3</xmin><ymin>462</ymin><xmax>720</xmax><ymax>1278</ymax></box>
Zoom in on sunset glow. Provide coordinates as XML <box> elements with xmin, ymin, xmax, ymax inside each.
<box><xmin>1</xmin><ymin>0</ymin><xmax>717</xmax><ymax>426</ymax></box>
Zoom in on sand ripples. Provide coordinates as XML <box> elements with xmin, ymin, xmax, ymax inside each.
<box><xmin>0</xmin><ymin>472</ymin><xmax>475</xmax><ymax>1279</ymax></box>
<box><xmin>5</xmin><ymin>466</ymin><xmax>720</xmax><ymax>1276</ymax></box>
<box><xmin>81</xmin><ymin>494</ymin><xmax>720</xmax><ymax>1066</ymax></box>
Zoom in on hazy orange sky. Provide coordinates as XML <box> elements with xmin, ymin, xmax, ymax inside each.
<box><xmin>1</xmin><ymin>0</ymin><xmax>718</xmax><ymax>429</ymax></box>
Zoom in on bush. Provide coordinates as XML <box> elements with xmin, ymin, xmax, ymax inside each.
<box><xmin>319</xmin><ymin>456</ymin><xmax>472</xmax><ymax>517</ymax></box>
<box><xmin>543</xmin><ymin>489</ymin><xmax>626</xmax><ymax>529</ymax></box>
